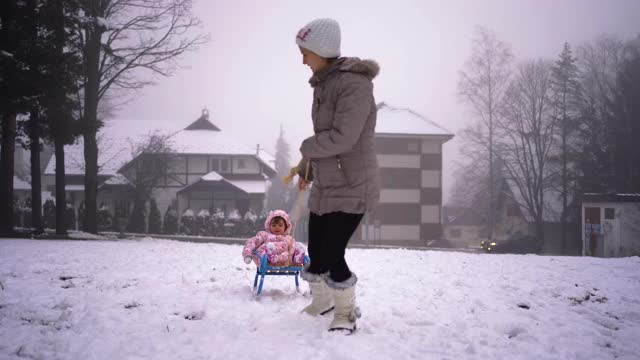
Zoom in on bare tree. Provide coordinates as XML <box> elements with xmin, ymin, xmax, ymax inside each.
<box><xmin>76</xmin><ymin>0</ymin><xmax>208</xmax><ymax>233</ymax></box>
<box><xmin>496</xmin><ymin>60</ymin><xmax>556</xmax><ymax>250</ymax></box>
<box><xmin>124</xmin><ymin>131</ymin><xmax>176</xmax><ymax>201</ymax></box>
<box><xmin>457</xmin><ymin>26</ymin><xmax>514</xmax><ymax>241</ymax></box>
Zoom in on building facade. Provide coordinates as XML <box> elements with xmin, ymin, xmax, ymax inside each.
<box><xmin>356</xmin><ymin>103</ymin><xmax>453</xmax><ymax>246</ymax></box>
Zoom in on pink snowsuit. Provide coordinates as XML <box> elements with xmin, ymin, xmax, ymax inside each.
<box><xmin>242</xmin><ymin>210</ymin><xmax>306</xmax><ymax>266</ymax></box>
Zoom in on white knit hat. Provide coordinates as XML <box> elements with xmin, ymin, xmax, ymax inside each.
<box><xmin>295</xmin><ymin>18</ymin><xmax>341</xmax><ymax>58</ymax></box>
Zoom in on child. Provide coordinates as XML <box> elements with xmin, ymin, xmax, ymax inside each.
<box><xmin>242</xmin><ymin>209</ymin><xmax>306</xmax><ymax>266</ymax></box>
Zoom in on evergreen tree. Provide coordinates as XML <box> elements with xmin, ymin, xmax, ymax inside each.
<box><xmin>162</xmin><ymin>205</ymin><xmax>178</xmax><ymax>235</ymax></box>
<box><xmin>148</xmin><ymin>198</ymin><xmax>162</xmax><ymax>234</ymax></box>
<box><xmin>607</xmin><ymin>37</ymin><xmax>640</xmax><ymax>193</ymax></box>
<box><xmin>266</xmin><ymin>126</ymin><xmax>296</xmax><ymax>212</ymax></box>
<box><xmin>550</xmin><ymin>42</ymin><xmax>583</xmax><ymax>253</ymax></box>
<box><xmin>127</xmin><ymin>198</ymin><xmax>146</xmax><ymax>233</ymax></box>
<box><xmin>43</xmin><ymin>199</ymin><xmax>56</xmax><ymax>229</ymax></box>
<box><xmin>97</xmin><ymin>203</ymin><xmax>113</xmax><ymax>232</ymax></box>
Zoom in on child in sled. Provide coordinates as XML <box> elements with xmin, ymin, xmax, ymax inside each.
<box><xmin>242</xmin><ymin>209</ymin><xmax>306</xmax><ymax>266</ymax></box>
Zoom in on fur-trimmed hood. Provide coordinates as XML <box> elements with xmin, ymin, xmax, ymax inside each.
<box><xmin>309</xmin><ymin>57</ymin><xmax>380</xmax><ymax>87</ymax></box>
<box><xmin>339</xmin><ymin>58</ymin><xmax>380</xmax><ymax>80</ymax></box>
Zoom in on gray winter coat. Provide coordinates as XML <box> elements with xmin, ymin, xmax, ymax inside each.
<box><xmin>298</xmin><ymin>57</ymin><xmax>381</xmax><ymax>215</ymax></box>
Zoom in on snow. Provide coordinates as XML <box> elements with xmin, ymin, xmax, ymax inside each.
<box><xmin>376</xmin><ymin>103</ymin><xmax>453</xmax><ymax>137</ymax></box>
<box><xmin>201</xmin><ymin>171</ymin><xmax>223</xmax><ymax>181</ymax></box>
<box><xmin>1</xmin><ymin>239</ymin><xmax>639</xmax><ymax>359</ymax></box>
<box><xmin>13</xmin><ymin>176</ymin><xmax>31</xmax><ymax>191</ymax></box>
<box><xmin>169</xmin><ymin>129</ymin><xmax>259</xmax><ymax>156</ymax></box>
<box><xmin>100</xmin><ymin>173</ymin><xmax>132</xmax><ymax>187</ymax></box>
<box><xmin>225</xmin><ymin>179</ymin><xmax>266</xmax><ymax>194</ymax></box>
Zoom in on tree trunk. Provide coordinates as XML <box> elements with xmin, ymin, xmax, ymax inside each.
<box><xmin>83</xmin><ymin>25</ymin><xmax>102</xmax><ymax>234</ymax></box>
<box><xmin>535</xmin><ymin>218</ymin><xmax>545</xmax><ymax>254</ymax></box>
<box><xmin>0</xmin><ymin>112</ymin><xmax>17</xmax><ymax>235</ymax></box>
<box><xmin>30</xmin><ymin>110</ymin><xmax>43</xmax><ymax>233</ymax></box>
<box><xmin>54</xmin><ymin>140</ymin><xmax>67</xmax><ymax>236</ymax></box>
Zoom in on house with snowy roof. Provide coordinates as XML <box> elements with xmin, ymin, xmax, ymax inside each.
<box><xmin>357</xmin><ymin>103</ymin><xmax>454</xmax><ymax>247</ymax></box>
<box><xmin>444</xmin><ymin>175</ymin><xmax>577</xmax><ymax>254</ymax></box>
<box><xmin>43</xmin><ymin>109</ymin><xmax>276</xmax><ymax>221</ymax></box>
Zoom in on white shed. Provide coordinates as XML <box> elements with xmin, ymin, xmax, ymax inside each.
<box><xmin>581</xmin><ymin>193</ymin><xmax>640</xmax><ymax>257</ymax></box>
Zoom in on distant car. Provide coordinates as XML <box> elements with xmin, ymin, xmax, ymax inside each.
<box><xmin>480</xmin><ymin>235</ymin><xmax>540</xmax><ymax>254</ymax></box>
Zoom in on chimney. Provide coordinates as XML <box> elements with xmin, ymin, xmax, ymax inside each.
<box><xmin>256</xmin><ymin>144</ymin><xmax>260</xmax><ymax>156</ymax></box>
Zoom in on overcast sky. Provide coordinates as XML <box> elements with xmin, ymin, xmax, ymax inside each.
<box><xmin>110</xmin><ymin>0</ymin><xmax>640</xmax><ymax>201</ymax></box>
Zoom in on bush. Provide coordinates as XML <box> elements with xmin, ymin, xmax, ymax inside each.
<box><xmin>127</xmin><ymin>198</ymin><xmax>146</xmax><ymax>233</ymax></box>
<box><xmin>163</xmin><ymin>205</ymin><xmax>178</xmax><ymax>234</ymax></box>
<box><xmin>97</xmin><ymin>203</ymin><xmax>113</xmax><ymax>232</ymax></box>
<box><xmin>43</xmin><ymin>199</ymin><xmax>56</xmax><ymax>229</ymax></box>
<box><xmin>65</xmin><ymin>202</ymin><xmax>76</xmax><ymax>231</ymax></box>
<box><xmin>196</xmin><ymin>209</ymin><xmax>210</xmax><ymax>235</ymax></box>
<box><xmin>179</xmin><ymin>209</ymin><xmax>196</xmax><ymax>235</ymax></box>
<box><xmin>77</xmin><ymin>201</ymin><xmax>86</xmax><ymax>231</ymax></box>
<box><xmin>148</xmin><ymin>198</ymin><xmax>162</xmax><ymax>234</ymax></box>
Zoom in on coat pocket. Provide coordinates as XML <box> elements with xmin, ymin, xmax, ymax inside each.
<box><xmin>340</xmin><ymin>155</ymin><xmax>367</xmax><ymax>187</ymax></box>
<box><xmin>313</xmin><ymin>158</ymin><xmax>347</xmax><ymax>188</ymax></box>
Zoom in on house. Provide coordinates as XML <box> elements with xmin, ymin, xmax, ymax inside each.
<box><xmin>444</xmin><ymin>179</ymin><xmax>531</xmax><ymax>248</ymax></box>
<box><xmin>355</xmin><ymin>103</ymin><xmax>454</xmax><ymax>247</ymax></box>
<box><xmin>444</xmin><ymin>175</ymin><xmax>579</xmax><ymax>254</ymax></box>
<box><xmin>581</xmin><ymin>193</ymin><xmax>640</xmax><ymax>257</ymax></box>
<box><xmin>43</xmin><ymin>109</ymin><xmax>277</xmax><ymax>222</ymax></box>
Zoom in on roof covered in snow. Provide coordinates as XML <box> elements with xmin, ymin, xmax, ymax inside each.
<box><xmin>375</xmin><ymin>103</ymin><xmax>454</xmax><ymax>138</ymax></box>
<box><xmin>44</xmin><ymin>127</ymin><xmax>133</xmax><ymax>177</ymax></box>
<box><xmin>44</xmin><ymin>110</ymin><xmax>277</xmax><ymax>178</ymax></box>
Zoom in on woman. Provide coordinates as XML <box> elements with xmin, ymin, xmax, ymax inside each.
<box><xmin>295</xmin><ymin>18</ymin><xmax>380</xmax><ymax>334</ymax></box>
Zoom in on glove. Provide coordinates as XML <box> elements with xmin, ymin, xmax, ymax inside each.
<box><xmin>244</xmin><ymin>256</ymin><xmax>253</xmax><ymax>264</ymax></box>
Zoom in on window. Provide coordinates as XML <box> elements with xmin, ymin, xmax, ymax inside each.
<box><xmin>605</xmin><ymin>208</ymin><xmax>615</xmax><ymax>220</ymax></box>
<box><xmin>210</xmin><ymin>157</ymin><xmax>231</xmax><ymax>173</ymax></box>
<box><xmin>407</xmin><ymin>142</ymin><xmax>419</xmax><ymax>152</ymax></box>
<box><xmin>237</xmin><ymin>158</ymin><xmax>246</xmax><ymax>169</ymax></box>
<box><xmin>449</xmin><ymin>228</ymin><xmax>461</xmax><ymax>238</ymax></box>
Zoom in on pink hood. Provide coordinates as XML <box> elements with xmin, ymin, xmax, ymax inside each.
<box><xmin>264</xmin><ymin>209</ymin><xmax>293</xmax><ymax>235</ymax></box>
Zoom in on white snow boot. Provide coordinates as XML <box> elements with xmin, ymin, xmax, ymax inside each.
<box><xmin>326</xmin><ymin>273</ymin><xmax>361</xmax><ymax>334</ymax></box>
<box><xmin>300</xmin><ymin>267</ymin><xmax>334</xmax><ymax>316</ymax></box>
<box><xmin>302</xmin><ymin>280</ymin><xmax>335</xmax><ymax>316</ymax></box>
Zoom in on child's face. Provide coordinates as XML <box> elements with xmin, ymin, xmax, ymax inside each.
<box><xmin>270</xmin><ymin>218</ymin><xmax>286</xmax><ymax>235</ymax></box>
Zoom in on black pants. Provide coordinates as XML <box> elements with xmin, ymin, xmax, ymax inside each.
<box><xmin>307</xmin><ymin>211</ymin><xmax>364</xmax><ymax>283</ymax></box>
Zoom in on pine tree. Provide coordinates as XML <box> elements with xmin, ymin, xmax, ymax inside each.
<box><xmin>43</xmin><ymin>199</ymin><xmax>56</xmax><ymax>229</ymax></box>
<box><xmin>97</xmin><ymin>203</ymin><xmax>113</xmax><ymax>232</ymax></box>
<box><xmin>148</xmin><ymin>198</ymin><xmax>162</xmax><ymax>234</ymax></box>
<box><xmin>162</xmin><ymin>205</ymin><xmax>178</xmax><ymax>234</ymax></box>
<box><xmin>607</xmin><ymin>37</ymin><xmax>640</xmax><ymax>193</ymax></box>
<box><xmin>551</xmin><ymin>42</ymin><xmax>583</xmax><ymax>254</ymax></box>
<box><xmin>127</xmin><ymin>198</ymin><xmax>146</xmax><ymax>233</ymax></box>
<box><xmin>266</xmin><ymin>126</ymin><xmax>296</xmax><ymax>212</ymax></box>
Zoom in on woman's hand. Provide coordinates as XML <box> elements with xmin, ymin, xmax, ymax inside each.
<box><xmin>298</xmin><ymin>177</ymin><xmax>311</xmax><ymax>191</ymax></box>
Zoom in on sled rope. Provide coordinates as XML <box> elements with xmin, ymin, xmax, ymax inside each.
<box><xmin>281</xmin><ymin>158</ymin><xmax>310</xmax><ymax>266</ymax></box>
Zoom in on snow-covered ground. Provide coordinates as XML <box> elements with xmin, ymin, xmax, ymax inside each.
<box><xmin>1</xmin><ymin>238</ymin><xmax>639</xmax><ymax>360</ymax></box>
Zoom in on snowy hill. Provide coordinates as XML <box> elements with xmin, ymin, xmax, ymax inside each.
<box><xmin>1</xmin><ymin>239</ymin><xmax>639</xmax><ymax>359</ymax></box>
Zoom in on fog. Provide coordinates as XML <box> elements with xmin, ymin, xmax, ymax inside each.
<box><xmin>110</xmin><ymin>0</ymin><xmax>640</xmax><ymax>200</ymax></box>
